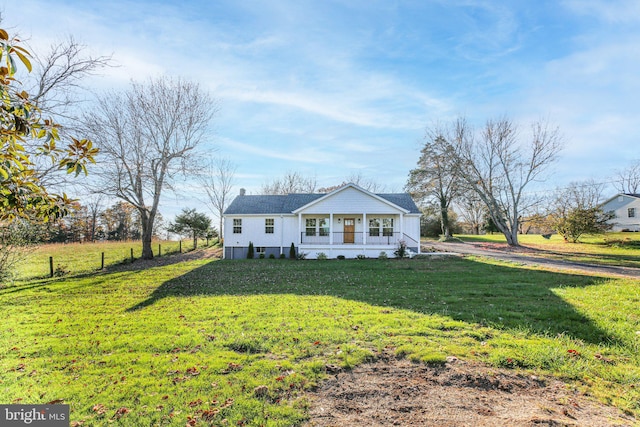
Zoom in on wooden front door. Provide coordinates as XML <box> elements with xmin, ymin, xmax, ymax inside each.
<box><xmin>344</xmin><ymin>218</ymin><xmax>355</xmax><ymax>244</ymax></box>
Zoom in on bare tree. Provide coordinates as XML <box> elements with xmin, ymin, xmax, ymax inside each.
<box><xmin>406</xmin><ymin>127</ymin><xmax>460</xmax><ymax>238</ymax></box>
<box><xmin>345</xmin><ymin>172</ymin><xmax>383</xmax><ymax>192</ymax></box>
<box><xmin>24</xmin><ymin>36</ymin><xmax>112</xmax><ymax>188</ymax></box>
<box><xmin>615</xmin><ymin>160</ymin><xmax>640</xmax><ymax>194</ymax></box>
<box><xmin>84</xmin><ymin>194</ymin><xmax>104</xmax><ymax>242</ymax></box>
<box><xmin>456</xmin><ymin>194</ymin><xmax>485</xmax><ymax>235</ymax></box>
<box><xmin>449</xmin><ymin>117</ymin><xmax>563</xmax><ymax>246</ymax></box>
<box><xmin>261</xmin><ymin>171</ymin><xmax>317</xmax><ymax>195</ymax></box>
<box><xmin>29</xmin><ymin>36</ymin><xmax>112</xmax><ymax>120</ymax></box>
<box><xmin>83</xmin><ymin>77</ymin><xmax>217</xmax><ymax>259</ymax></box>
<box><xmin>317</xmin><ymin>173</ymin><xmax>385</xmax><ymax>193</ymax></box>
<box><xmin>199</xmin><ymin>157</ymin><xmax>236</xmax><ymax>240</ymax></box>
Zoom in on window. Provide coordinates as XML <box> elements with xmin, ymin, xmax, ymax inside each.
<box><xmin>319</xmin><ymin>218</ymin><xmax>329</xmax><ymax>236</ymax></box>
<box><xmin>255</xmin><ymin>246</ymin><xmax>266</xmax><ymax>254</ymax></box>
<box><xmin>305</xmin><ymin>218</ymin><xmax>317</xmax><ymax>236</ymax></box>
<box><xmin>233</xmin><ymin>218</ymin><xmax>242</xmax><ymax>234</ymax></box>
<box><xmin>369</xmin><ymin>218</ymin><xmax>380</xmax><ymax>236</ymax></box>
<box><xmin>383</xmin><ymin>218</ymin><xmax>394</xmax><ymax>236</ymax></box>
<box><xmin>629</xmin><ymin>208</ymin><xmax>636</xmax><ymax>218</ymax></box>
<box><xmin>305</xmin><ymin>217</ymin><xmax>329</xmax><ymax>236</ymax></box>
<box><xmin>265</xmin><ymin>218</ymin><xmax>274</xmax><ymax>234</ymax></box>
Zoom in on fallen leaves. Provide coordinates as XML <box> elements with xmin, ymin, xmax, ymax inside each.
<box><xmin>254</xmin><ymin>385</ymin><xmax>269</xmax><ymax>397</ymax></box>
<box><xmin>92</xmin><ymin>404</ymin><xmax>106</xmax><ymax>415</ymax></box>
<box><xmin>113</xmin><ymin>407</ymin><xmax>129</xmax><ymax>419</ymax></box>
<box><xmin>594</xmin><ymin>353</ymin><xmax>614</xmax><ymax>364</ymax></box>
<box><xmin>221</xmin><ymin>362</ymin><xmax>243</xmax><ymax>374</ymax></box>
<box><xmin>188</xmin><ymin>398</ymin><xmax>203</xmax><ymax>407</ymax></box>
<box><xmin>186</xmin><ymin>367</ymin><xmax>200</xmax><ymax>376</ymax></box>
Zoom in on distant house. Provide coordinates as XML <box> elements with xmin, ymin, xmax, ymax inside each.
<box><xmin>601</xmin><ymin>193</ymin><xmax>640</xmax><ymax>232</ymax></box>
<box><xmin>222</xmin><ymin>183</ymin><xmax>422</xmax><ymax>259</ymax></box>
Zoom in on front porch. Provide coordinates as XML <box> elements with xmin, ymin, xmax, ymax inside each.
<box><xmin>297</xmin><ymin>213</ymin><xmax>419</xmax><ymax>258</ymax></box>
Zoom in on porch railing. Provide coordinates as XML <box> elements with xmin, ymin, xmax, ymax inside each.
<box><xmin>301</xmin><ymin>232</ymin><xmax>404</xmax><ymax>245</ymax></box>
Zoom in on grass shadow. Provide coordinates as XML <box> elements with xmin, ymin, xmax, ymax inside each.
<box><xmin>128</xmin><ymin>257</ymin><xmax>622</xmax><ymax>346</ymax></box>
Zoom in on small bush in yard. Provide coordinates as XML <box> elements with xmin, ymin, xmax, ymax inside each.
<box><xmin>247</xmin><ymin>242</ymin><xmax>254</xmax><ymax>259</ymax></box>
<box><xmin>394</xmin><ymin>240</ymin><xmax>408</xmax><ymax>258</ymax></box>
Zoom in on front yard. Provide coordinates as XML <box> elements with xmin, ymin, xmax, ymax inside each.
<box><xmin>1</xmin><ymin>255</ymin><xmax>639</xmax><ymax>425</ymax></box>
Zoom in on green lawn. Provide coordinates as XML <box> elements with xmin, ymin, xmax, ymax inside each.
<box><xmin>1</xmin><ymin>255</ymin><xmax>639</xmax><ymax>426</ymax></box>
<box><xmin>13</xmin><ymin>240</ymin><xmax>213</xmax><ymax>281</ymax></box>
<box><xmin>452</xmin><ymin>232</ymin><xmax>640</xmax><ymax>268</ymax></box>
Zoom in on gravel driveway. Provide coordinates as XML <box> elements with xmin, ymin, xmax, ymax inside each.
<box><xmin>424</xmin><ymin>240</ymin><xmax>640</xmax><ymax>279</ymax></box>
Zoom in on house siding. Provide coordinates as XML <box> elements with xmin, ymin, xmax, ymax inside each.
<box><xmin>224</xmin><ymin>215</ymin><xmax>300</xmax><ymax>259</ymax></box>
<box><xmin>602</xmin><ymin>194</ymin><xmax>640</xmax><ymax>232</ymax></box>
<box><xmin>298</xmin><ymin>187</ymin><xmax>404</xmax><ymax>215</ymax></box>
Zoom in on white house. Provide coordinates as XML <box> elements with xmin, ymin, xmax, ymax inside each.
<box><xmin>601</xmin><ymin>193</ymin><xmax>640</xmax><ymax>231</ymax></box>
<box><xmin>222</xmin><ymin>183</ymin><xmax>422</xmax><ymax>259</ymax></box>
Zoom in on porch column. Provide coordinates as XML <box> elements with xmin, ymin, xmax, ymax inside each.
<box><xmin>399</xmin><ymin>213</ymin><xmax>404</xmax><ymax>241</ymax></box>
<box><xmin>329</xmin><ymin>213</ymin><xmax>334</xmax><ymax>245</ymax></box>
<box><xmin>362</xmin><ymin>213</ymin><xmax>367</xmax><ymax>245</ymax></box>
<box><xmin>280</xmin><ymin>215</ymin><xmax>284</xmax><ymax>256</ymax></box>
<box><xmin>298</xmin><ymin>213</ymin><xmax>302</xmax><ymax>245</ymax></box>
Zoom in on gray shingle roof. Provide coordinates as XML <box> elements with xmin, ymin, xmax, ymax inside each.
<box><xmin>224</xmin><ymin>192</ymin><xmax>420</xmax><ymax>215</ymax></box>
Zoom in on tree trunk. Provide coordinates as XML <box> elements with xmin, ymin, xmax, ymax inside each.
<box><xmin>440</xmin><ymin>199</ymin><xmax>451</xmax><ymax>238</ymax></box>
<box><xmin>491</xmin><ymin>211</ymin><xmax>519</xmax><ymax>246</ymax></box>
<box><xmin>505</xmin><ymin>229</ymin><xmax>518</xmax><ymax>246</ymax></box>
<box><xmin>193</xmin><ymin>232</ymin><xmax>198</xmax><ymax>250</ymax></box>
<box><xmin>140</xmin><ymin>211</ymin><xmax>154</xmax><ymax>260</ymax></box>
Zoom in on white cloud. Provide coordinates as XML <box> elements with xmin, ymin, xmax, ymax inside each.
<box><xmin>562</xmin><ymin>0</ymin><xmax>640</xmax><ymax>24</ymax></box>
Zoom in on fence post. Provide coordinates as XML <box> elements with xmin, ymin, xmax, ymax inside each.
<box><xmin>49</xmin><ymin>256</ymin><xmax>54</xmax><ymax>278</ymax></box>
<box><xmin>130</xmin><ymin>248</ymin><xmax>134</xmax><ymax>262</ymax></box>
<box><xmin>101</xmin><ymin>252</ymin><xmax>105</xmax><ymax>270</ymax></box>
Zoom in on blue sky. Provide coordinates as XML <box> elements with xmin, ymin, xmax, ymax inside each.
<box><xmin>3</xmin><ymin>0</ymin><xmax>639</xmax><ymax>218</ymax></box>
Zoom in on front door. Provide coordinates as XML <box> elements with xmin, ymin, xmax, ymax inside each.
<box><xmin>344</xmin><ymin>218</ymin><xmax>355</xmax><ymax>244</ymax></box>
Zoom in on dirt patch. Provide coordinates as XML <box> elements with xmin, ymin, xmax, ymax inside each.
<box><xmin>305</xmin><ymin>355</ymin><xmax>635</xmax><ymax>427</ymax></box>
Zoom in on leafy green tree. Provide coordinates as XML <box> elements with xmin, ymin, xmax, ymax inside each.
<box><xmin>0</xmin><ymin>28</ymin><xmax>98</xmax><ymax>222</ymax></box>
<box><xmin>552</xmin><ymin>207</ymin><xmax>613</xmax><ymax>243</ymax></box>
<box><xmin>167</xmin><ymin>208</ymin><xmax>212</xmax><ymax>250</ymax></box>
<box><xmin>407</xmin><ymin>133</ymin><xmax>460</xmax><ymax>238</ymax></box>
<box><xmin>548</xmin><ymin>180</ymin><xmax>612</xmax><ymax>243</ymax></box>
